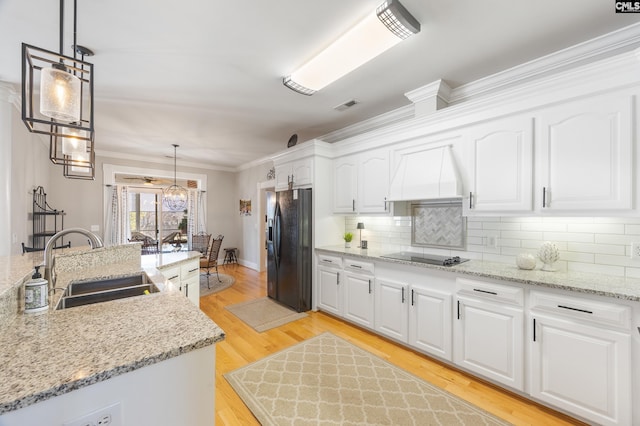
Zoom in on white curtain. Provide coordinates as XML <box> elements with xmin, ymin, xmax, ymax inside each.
<box><xmin>186</xmin><ymin>189</ymin><xmax>206</xmax><ymax>249</ymax></box>
<box><xmin>104</xmin><ymin>185</ymin><xmax>129</xmax><ymax>246</ymax></box>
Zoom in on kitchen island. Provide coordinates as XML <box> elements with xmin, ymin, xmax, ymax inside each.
<box><xmin>0</xmin><ymin>245</ymin><xmax>224</xmax><ymax>425</ymax></box>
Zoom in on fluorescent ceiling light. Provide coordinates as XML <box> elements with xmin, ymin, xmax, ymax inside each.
<box><xmin>284</xmin><ymin>0</ymin><xmax>420</xmax><ymax>95</ymax></box>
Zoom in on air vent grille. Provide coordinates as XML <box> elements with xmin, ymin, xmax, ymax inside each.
<box><xmin>334</xmin><ymin>99</ymin><xmax>359</xmax><ymax>111</ymax></box>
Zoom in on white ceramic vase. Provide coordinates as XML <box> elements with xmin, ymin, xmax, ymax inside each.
<box><xmin>538</xmin><ymin>241</ymin><xmax>560</xmax><ymax>271</ymax></box>
<box><xmin>345</xmin><ymin>242</ymin><xmax>351</xmax><ymax>248</ymax></box>
<box><xmin>516</xmin><ymin>253</ymin><xmax>536</xmax><ymax>270</ymax></box>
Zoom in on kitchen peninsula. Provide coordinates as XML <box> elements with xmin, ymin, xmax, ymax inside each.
<box><xmin>0</xmin><ymin>245</ymin><xmax>224</xmax><ymax>425</ymax></box>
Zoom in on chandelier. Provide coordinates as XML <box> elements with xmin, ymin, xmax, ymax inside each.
<box><xmin>163</xmin><ymin>144</ymin><xmax>188</xmax><ymax>211</ymax></box>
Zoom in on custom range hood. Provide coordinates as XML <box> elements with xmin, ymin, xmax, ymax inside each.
<box><xmin>388</xmin><ymin>144</ymin><xmax>462</xmax><ymax>201</ymax></box>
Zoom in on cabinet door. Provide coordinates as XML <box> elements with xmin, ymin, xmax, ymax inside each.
<box><xmin>182</xmin><ymin>275</ymin><xmax>200</xmax><ymax>306</ymax></box>
<box><xmin>343</xmin><ymin>272</ymin><xmax>374</xmax><ymax>329</ymax></box>
<box><xmin>409</xmin><ymin>286</ymin><xmax>452</xmax><ymax>361</ymax></box>
<box><xmin>292</xmin><ymin>158</ymin><xmax>313</xmax><ymax>187</ymax></box>
<box><xmin>530</xmin><ymin>314</ymin><xmax>631</xmax><ymax>426</ymax></box>
<box><xmin>374</xmin><ymin>278</ymin><xmax>408</xmax><ymax>342</ymax></box>
<box><xmin>333</xmin><ymin>156</ymin><xmax>358</xmax><ymax>213</ymax></box>
<box><xmin>454</xmin><ymin>296</ymin><xmax>524</xmax><ymax>390</ymax></box>
<box><xmin>538</xmin><ymin>94</ymin><xmax>632</xmax><ymax>211</ymax></box>
<box><xmin>275</xmin><ymin>163</ymin><xmax>292</xmax><ymax>191</ymax></box>
<box><xmin>467</xmin><ymin>116</ymin><xmax>533</xmax><ymax>212</ymax></box>
<box><xmin>358</xmin><ymin>149</ymin><xmax>389</xmax><ymax>213</ymax></box>
<box><xmin>317</xmin><ymin>267</ymin><xmax>341</xmax><ymax>316</ymax></box>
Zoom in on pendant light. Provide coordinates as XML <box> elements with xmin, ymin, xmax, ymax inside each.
<box><xmin>22</xmin><ymin>0</ymin><xmax>95</xmax><ymax>143</ymax></box>
<box><xmin>163</xmin><ymin>144</ymin><xmax>188</xmax><ymax>211</ymax></box>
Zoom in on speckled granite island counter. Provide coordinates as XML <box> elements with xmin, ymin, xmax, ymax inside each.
<box><xmin>316</xmin><ymin>245</ymin><xmax>640</xmax><ymax>301</ymax></box>
<box><xmin>0</xmin><ymin>245</ymin><xmax>224</xmax><ymax>425</ymax></box>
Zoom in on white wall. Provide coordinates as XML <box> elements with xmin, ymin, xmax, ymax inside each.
<box><xmin>235</xmin><ymin>161</ymin><xmax>274</xmax><ymax>269</ymax></box>
<box><xmin>345</xmin><ymin>215</ymin><xmax>640</xmax><ymax>277</ymax></box>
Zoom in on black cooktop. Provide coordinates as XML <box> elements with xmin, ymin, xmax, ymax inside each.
<box><xmin>381</xmin><ymin>252</ymin><xmax>470</xmax><ymax>266</ymax></box>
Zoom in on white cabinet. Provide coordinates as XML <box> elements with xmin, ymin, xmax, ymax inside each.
<box><xmin>537</xmin><ymin>93</ymin><xmax>633</xmax><ymax>211</ymax></box>
<box><xmin>465</xmin><ymin>115</ymin><xmax>534</xmax><ymax>213</ymax></box>
<box><xmin>158</xmin><ymin>258</ymin><xmax>200</xmax><ymax>307</ymax></box>
<box><xmin>333</xmin><ymin>149</ymin><xmax>390</xmax><ymax>214</ymax></box>
<box><xmin>374</xmin><ymin>278</ymin><xmax>409</xmax><ymax>342</ymax></box>
<box><xmin>409</xmin><ymin>286</ymin><xmax>452</xmax><ymax>361</ymax></box>
<box><xmin>333</xmin><ymin>156</ymin><xmax>358</xmax><ymax>213</ymax></box>
<box><xmin>530</xmin><ymin>291</ymin><xmax>632</xmax><ymax>426</ymax></box>
<box><xmin>275</xmin><ymin>157</ymin><xmax>313</xmax><ymax>191</ymax></box>
<box><xmin>454</xmin><ymin>278</ymin><xmax>524</xmax><ymax>391</ymax></box>
<box><xmin>180</xmin><ymin>260</ymin><xmax>200</xmax><ymax>306</ymax></box>
<box><xmin>343</xmin><ymin>259</ymin><xmax>375</xmax><ymax>329</ymax></box>
<box><xmin>317</xmin><ymin>255</ymin><xmax>342</xmax><ymax>316</ymax></box>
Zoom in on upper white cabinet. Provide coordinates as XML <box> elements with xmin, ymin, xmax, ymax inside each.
<box><xmin>537</xmin><ymin>93</ymin><xmax>633</xmax><ymax>211</ymax></box>
<box><xmin>275</xmin><ymin>157</ymin><xmax>313</xmax><ymax>191</ymax></box>
<box><xmin>465</xmin><ymin>116</ymin><xmax>534</xmax><ymax>213</ymax></box>
<box><xmin>333</xmin><ymin>149</ymin><xmax>390</xmax><ymax>214</ymax></box>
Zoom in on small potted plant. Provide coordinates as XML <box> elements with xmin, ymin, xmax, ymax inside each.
<box><xmin>343</xmin><ymin>232</ymin><xmax>353</xmax><ymax>248</ymax></box>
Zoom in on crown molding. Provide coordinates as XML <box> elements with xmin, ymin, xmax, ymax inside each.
<box><xmin>448</xmin><ymin>22</ymin><xmax>640</xmax><ymax>104</ymax></box>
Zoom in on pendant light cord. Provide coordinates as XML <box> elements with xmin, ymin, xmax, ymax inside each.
<box><xmin>58</xmin><ymin>0</ymin><xmax>64</xmax><ymax>57</ymax></box>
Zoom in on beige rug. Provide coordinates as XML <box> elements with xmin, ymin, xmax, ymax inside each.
<box><xmin>225</xmin><ymin>297</ymin><xmax>308</xmax><ymax>332</ymax></box>
<box><xmin>225</xmin><ymin>333</ymin><xmax>512</xmax><ymax>426</ymax></box>
<box><xmin>199</xmin><ymin>273</ymin><xmax>235</xmax><ymax>297</ymax></box>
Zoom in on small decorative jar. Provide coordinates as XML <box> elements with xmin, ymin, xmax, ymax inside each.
<box><xmin>538</xmin><ymin>241</ymin><xmax>560</xmax><ymax>271</ymax></box>
<box><xmin>516</xmin><ymin>253</ymin><xmax>536</xmax><ymax>270</ymax></box>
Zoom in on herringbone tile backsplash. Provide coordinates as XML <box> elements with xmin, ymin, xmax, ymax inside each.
<box><xmin>345</xmin><ymin>215</ymin><xmax>640</xmax><ymax>278</ymax></box>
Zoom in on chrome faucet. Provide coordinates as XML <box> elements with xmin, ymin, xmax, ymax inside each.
<box><xmin>43</xmin><ymin>228</ymin><xmax>104</xmax><ymax>290</ymax></box>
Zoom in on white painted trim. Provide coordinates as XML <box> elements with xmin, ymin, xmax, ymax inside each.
<box><xmin>102</xmin><ymin>163</ymin><xmax>208</xmax><ymax>191</ymax></box>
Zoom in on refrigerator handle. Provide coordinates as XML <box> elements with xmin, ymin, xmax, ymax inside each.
<box><xmin>274</xmin><ymin>203</ymin><xmax>281</xmax><ymax>267</ymax></box>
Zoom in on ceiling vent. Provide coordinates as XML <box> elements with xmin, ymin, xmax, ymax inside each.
<box><xmin>334</xmin><ymin>99</ymin><xmax>360</xmax><ymax>111</ymax></box>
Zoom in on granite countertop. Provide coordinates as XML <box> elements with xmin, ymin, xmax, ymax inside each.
<box><xmin>0</xmin><ymin>249</ymin><xmax>224</xmax><ymax>414</ymax></box>
<box><xmin>316</xmin><ymin>246</ymin><xmax>640</xmax><ymax>302</ymax></box>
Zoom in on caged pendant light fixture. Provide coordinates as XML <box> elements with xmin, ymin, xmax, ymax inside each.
<box><xmin>163</xmin><ymin>144</ymin><xmax>189</xmax><ymax>212</ymax></box>
<box><xmin>283</xmin><ymin>0</ymin><xmax>420</xmax><ymax>95</ymax></box>
<box><xmin>22</xmin><ymin>0</ymin><xmax>95</xmax><ymax>159</ymax></box>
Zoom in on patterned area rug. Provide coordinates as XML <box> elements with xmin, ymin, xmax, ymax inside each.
<box><xmin>225</xmin><ymin>297</ymin><xmax>308</xmax><ymax>332</ymax></box>
<box><xmin>199</xmin><ymin>273</ymin><xmax>235</xmax><ymax>297</ymax></box>
<box><xmin>225</xmin><ymin>333</ymin><xmax>511</xmax><ymax>426</ymax></box>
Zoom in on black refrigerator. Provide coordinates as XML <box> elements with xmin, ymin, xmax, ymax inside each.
<box><xmin>267</xmin><ymin>188</ymin><xmax>312</xmax><ymax>312</ymax></box>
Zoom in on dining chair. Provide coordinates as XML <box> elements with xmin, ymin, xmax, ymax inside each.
<box><xmin>200</xmin><ymin>234</ymin><xmax>224</xmax><ymax>288</ymax></box>
<box><xmin>191</xmin><ymin>232</ymin><xmax>211</xmax><ymax>255</ymax></box>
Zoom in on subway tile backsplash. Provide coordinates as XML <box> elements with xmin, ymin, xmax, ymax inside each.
<box><xmin>344</xmin><ymin>216</ymin><xmax>640</xmax><ymax>278</ymax></box>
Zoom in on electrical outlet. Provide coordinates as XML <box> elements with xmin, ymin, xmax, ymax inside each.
<box><xmin>631</xmin><ymin>242</ymin><xmax>640</xmax><ymax>260</ymax></box>
<box><xmin>63</xmin><ymin>402</ymin><xmax>122</xmax><ymax>426</ymax></box>
<box><xmin>486</xmin><ymin>235</ymin><xmax>498</xmax><ymax>248</ymax></box>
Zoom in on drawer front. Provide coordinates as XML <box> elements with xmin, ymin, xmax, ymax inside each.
<box><xmin>456</xmin><ymin>277</ymin><xmax>524</xmax><ymax>306</ymax></box>
<box><xmin>181</xmin><ymin>260</ymin><xmax>200</xmax><ymax>280</ymax></box>
<box><xmin>318</xmin><ymin>254</ymin><xmax>343</xmax><ymax>269</ymax></box>
<box><xmin>530</xmin><ymin>290</ymin><xmax>631</xmax><ymax>329</ymax></box>
<box><xmin>159</xmin><ymin>266</ymin><xmax>181</xmax><ymax>283</ymax></box>
<box><xmin>343</xmin><ymin>258</ymin><xmax>374</xmax><ymax>275</ymax></box>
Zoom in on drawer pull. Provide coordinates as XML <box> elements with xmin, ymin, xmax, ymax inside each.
<box><xmin>188</xmin><ymin>268</ymin><xmax>198</xmax><ymax>273</ymax></box>
<box><xmin>557</xmin><ymin>304</ymin><xmax>593</xmax><ymax>314</ymax></box>
<box><xmin>168</xmin><ymin>275</ymin><xmax>179</xmax><ymax>280</ymax></box>
<box><xmin>350</xmin><ymin>264</ymin><xmax>362</xmax><ymax>269</ymax></box>
<box><xmin>473</xmin><ymin>288</ymin><xmax>498</xmax><ymax>296</ymax></box>
<box><xmin>322</xmin><ymin>259</ymin><xmax>333</xmax><ymax>263</ymax></box>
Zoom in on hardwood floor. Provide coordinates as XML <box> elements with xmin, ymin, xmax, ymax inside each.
<box><xmin>200</xmin><ymin>264</ymin><xmax>584</xmax><ymax>426</ymax></box>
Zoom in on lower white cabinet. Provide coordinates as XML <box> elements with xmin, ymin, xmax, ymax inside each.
<box><xmin>530</xmin><ymin>291</ymin><xmax>632</xmax><ymax>426</ymax></box>
<box><xmin>454</xmin><ymin>278</ymin><xmax>524</xmax><ymax>391</ymax></box>
<box><xmin>317</xmin><ymin>255</ymin><xmax>343</xmax><ymax>316</ymax></box>
<box><xmin>375</xmin><ymin>278</ymin><xmax>409</xmax><ymax>342</ymax></box>
<box><xmin>158</xmin><ymin>258</ymin><xmax>200</xmax><ymax>307</ymax></box>
<box><xmin>343</xmin><ymin>270</ymin><xmax>374</xmax><ymax>329</ymax></box>
<box><xmin>409</xmin><ymin>286</ymin><xmax>452</xmax><ymax>361</ymax></box>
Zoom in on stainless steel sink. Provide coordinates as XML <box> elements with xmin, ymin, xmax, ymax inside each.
<box><xmin>56</xmin><ymin>273</ymin><xmax>159</xmax><ymax>310</ymax></box>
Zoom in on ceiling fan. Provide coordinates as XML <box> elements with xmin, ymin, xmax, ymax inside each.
<box><xmin>120</xmin><ymin>175</ymin><xmax>170</xmax><ymax>185</ymax></box>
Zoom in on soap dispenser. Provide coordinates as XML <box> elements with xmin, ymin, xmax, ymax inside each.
<box><xmin>24</xmin><ymin>265</ymin><xmax>49</xmax><ymax>314</ymax></box>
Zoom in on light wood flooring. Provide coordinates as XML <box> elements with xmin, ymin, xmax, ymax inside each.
<box><xmin>200</xmin><ymin>264</ymin><xmax>585</xmax><ymax>426</ymax></box>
